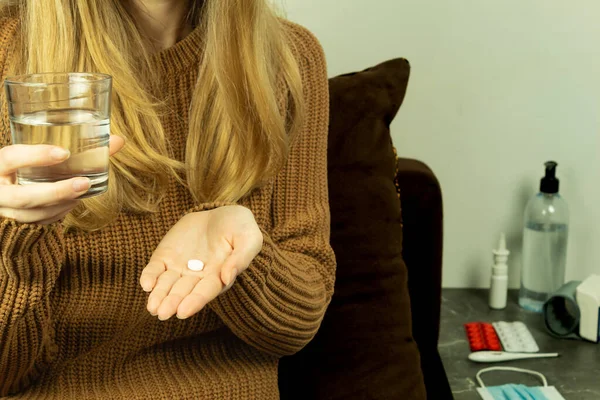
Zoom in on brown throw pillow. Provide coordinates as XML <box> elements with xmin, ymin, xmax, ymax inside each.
<box><xmin>278</xmin><ymin>58</ymin><xmax>427</xmax><ymax>400</ymax></box>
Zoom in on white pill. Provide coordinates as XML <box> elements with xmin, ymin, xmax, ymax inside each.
<box><xmin>187</xmin><ymin>259</ymin><xmax>205</xmax><ymax>272</ymax></box>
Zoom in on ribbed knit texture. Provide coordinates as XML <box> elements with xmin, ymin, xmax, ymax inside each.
<box><xmin>0</xmin><ymin>17</ymin><xmax>335</xmax><ymax>399</ymax></box>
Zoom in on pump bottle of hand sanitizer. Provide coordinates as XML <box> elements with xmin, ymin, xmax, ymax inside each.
<box><xmin>519</xmin><ymin>161</ymin><xmax>569</xmax><ymax>313</ymax></box>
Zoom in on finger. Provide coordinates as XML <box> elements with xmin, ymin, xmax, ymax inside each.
<box><xmin>108</xmin><ymin>135</ymin><xmax>125</xmax><ymax>156</ymax></box>
<box><xmin>177</xmin><ymin>275</ymin><xmax>224</xmax><ymax>319</ymax></box>
<box><xmin>0</xmin><ymin>200</ymin><xmax>79</xmax><ymax>224</ymax></box>
<box><xmin>147</xmin><ymin>269</ymin><xmax>181</xmax><ymax>316</ymax></box>
<box><xmin>220</xmin><ymin>252</ymin><xmax>245</xmax><ymax>287</ymax></box>
<box><xmin>67</xmin><ymin>146</ymin><xmax>109</xmax><ymax>172</ymax></box>
<box><xmin>0</xmin><ymin>137</ymin><xmax>122</xmax><ymax>176</ymax></box>
<box><xmin>0</xmin><ymin>174</ymin><xmax>15</xmax><ymax>185</ymax></box>
<box><xmin>139</xmin><ymin>258</ymin><xmax>167</xmax><ymax>292</ymax></box>
<box><xmin>220</xmin><ymin>232</ymin><xmax>262</xmax><ymax>286</ymax></box>
<box><xmin>0</xmin><ymin>144</ymin><xmax>71</xmax><ymax>175</ymax></box>
<box><xmin>0</xmin><ymin>177</ymin><xmax>91</xmax><ymax>209</ymax></box>
<box><xmin>157</xmin><ymin>275</ymin><xmax>202</xmax><ymax>321</ymax></box>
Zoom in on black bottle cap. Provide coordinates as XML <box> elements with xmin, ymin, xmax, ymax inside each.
<box><xmin>540</xmin><ymin>161</ymin><xmax>559</xmax><ymax>194</ymax></box>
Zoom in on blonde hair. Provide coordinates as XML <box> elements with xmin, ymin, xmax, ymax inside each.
<box><xmin>1</xmin><ymin>0</ymin><xmax>304</xmax><ymax>230</ymax></box>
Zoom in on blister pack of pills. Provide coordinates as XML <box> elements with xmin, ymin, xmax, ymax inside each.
<box><xmin>492</xmin><ymin>321</ymin><xmax>539</xmax><ymax>353</ymax></box>
<box><xmin>464</xmin><ymin>322</ymin><xmax>502</xmax><ymax>352</ymax></box>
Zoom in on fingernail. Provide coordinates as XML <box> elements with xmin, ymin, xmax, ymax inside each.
<box><xmin>72</xmin><ymin>178</ymin><xmax>91</xmax><ymax>192</ymax></box>
<box><xmin>51</xmin><ymin>148</ymin><xmax>70</xmax><ymax>160</ymax></box>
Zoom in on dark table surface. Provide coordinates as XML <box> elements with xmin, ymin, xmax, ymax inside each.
<box><xmin>439</xmin><ymin>289</ymin><xmax>600</xmax><ymax>400</ymax></box>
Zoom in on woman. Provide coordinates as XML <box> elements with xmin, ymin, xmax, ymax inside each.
<box><xmin>0</xmin><ymin>0</ymin><xmax>335</xmax><ymax>398</ymax></box>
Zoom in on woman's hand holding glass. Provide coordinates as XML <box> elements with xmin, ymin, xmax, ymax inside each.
<box><xmin>0</xmin><ymin>136</ymin><xmax>125</xmax><ymax>225</ymax></box>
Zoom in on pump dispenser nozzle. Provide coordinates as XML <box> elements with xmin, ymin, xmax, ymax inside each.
<box><xmin>540</xmin><ymin>161</ymin><xmax>559</xmax><ymax>194</ymax></box>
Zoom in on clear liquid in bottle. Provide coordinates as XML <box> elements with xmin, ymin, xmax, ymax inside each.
<box><xmin>519</xmin><ymin>221</ymin><xmax>568</xmax><ymax>312</ymax></box>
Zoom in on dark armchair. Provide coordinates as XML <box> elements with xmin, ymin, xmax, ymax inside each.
<box><xmin>396</xmin><ymin>158</ymin><xmax>451</xmax><ymax>399</ymax></box>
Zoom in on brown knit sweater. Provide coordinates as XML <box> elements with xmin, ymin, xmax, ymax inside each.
<box><xmin>0</xmin><ymin>18</ymin><xmax>335</xmax><ymax>399</ymax></box>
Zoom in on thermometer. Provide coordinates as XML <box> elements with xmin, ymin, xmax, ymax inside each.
<box><xmin>468</xmin><ymin>351</ymin><xmax>559</xmax><ymax>363</ymax></box>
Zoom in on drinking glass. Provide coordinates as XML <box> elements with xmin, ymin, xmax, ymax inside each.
<box><xmin>4</xmin><ymin>72</ymin><xmax>112</xmax><ymax>198</ymax></box>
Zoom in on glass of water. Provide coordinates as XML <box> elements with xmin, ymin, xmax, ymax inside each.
<box><xmin>4</xmin><ymin>72</ymin><xmax>112</xmax><ymax>198</ymax></box>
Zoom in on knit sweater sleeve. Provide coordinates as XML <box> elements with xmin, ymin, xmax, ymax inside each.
<box><xmin>0</xmin><ymin>17</ymin><xmax>65</xmax><ymax>395</ymax></box>
<box><xmin>206</xmin><ymin>24</ymin><xmax>336</xmax><ymax>357</ymax></box>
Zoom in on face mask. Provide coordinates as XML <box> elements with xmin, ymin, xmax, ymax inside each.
<box><xmin>476</xmin><ymin>366</ymin><xmax>565</xmax><ymax>400</ymax></box>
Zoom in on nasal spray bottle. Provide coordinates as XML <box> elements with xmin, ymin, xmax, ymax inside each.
<box><xmin>489</xmin><ymin>233</ymin><xmax>509</xmax><ymax>310</ymax></box>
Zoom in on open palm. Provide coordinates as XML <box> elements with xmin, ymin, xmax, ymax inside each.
<box><xmin>139</xmin><ymin>205</ymin><xmax>263</xmax><ymax>320</ymax></box>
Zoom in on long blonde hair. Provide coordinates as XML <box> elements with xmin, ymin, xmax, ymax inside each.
<box><xmin>1</xmin><ymin>0</ymin><xmax>304</xmax><ymax>230</ymax></box>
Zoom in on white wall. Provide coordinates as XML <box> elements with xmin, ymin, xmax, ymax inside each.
<box><xmin>283</xmin><ymin>0</ymin><xmax>600</xmax><ymax>288</ymax></box>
